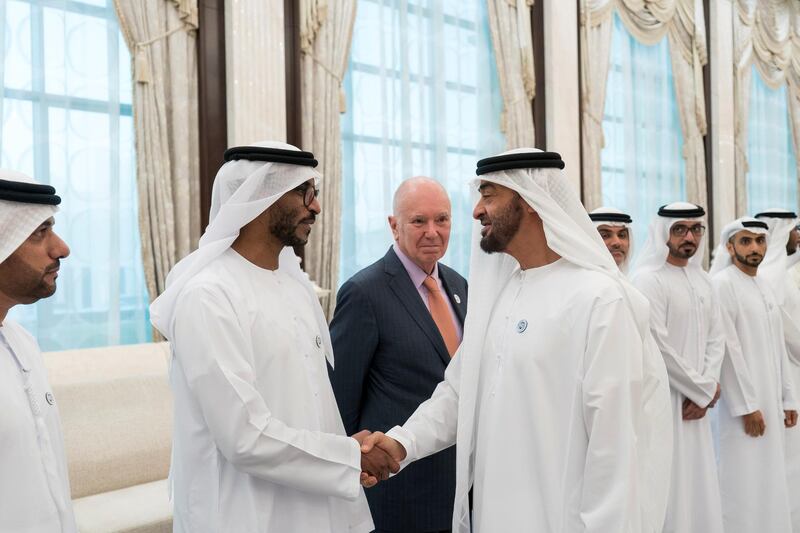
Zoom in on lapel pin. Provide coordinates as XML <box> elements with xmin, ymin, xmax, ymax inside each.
<box><xmin>454</xmin><ymin>294</ymin><xmax>461</xmax><ymax>304</ymax></box>
<box><xmin>516</xmin><ymin>320</ymin><xmax>528</xmax><ymax>333</ymax></box>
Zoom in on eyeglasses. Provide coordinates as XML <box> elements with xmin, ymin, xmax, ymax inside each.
<box><xmin>294</xmin><ymin>182</ymin><xmax>319</xmax><ymax>207</ymax></box>
<box><xmin>670</xmin><ymin>224</ymin><xmax>706</xmax><ymax>237</ymax></box>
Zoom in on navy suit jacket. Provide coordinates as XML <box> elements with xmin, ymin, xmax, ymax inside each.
<box><xmin>329</xmin><ymin>247</ymin><xmax>468</xmax><ymax>532</ymax></box>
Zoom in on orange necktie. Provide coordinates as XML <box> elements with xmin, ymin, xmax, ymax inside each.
<box><xmin>422</xmin><ymin>276</ymin><xmax>460</xmax><ymax>357</ymax></box>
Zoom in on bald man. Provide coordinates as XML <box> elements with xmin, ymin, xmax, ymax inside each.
<box><xmin>329</xmin><ymin>177</ymin><xmax>468</xmax><ymax>533</ymax></box>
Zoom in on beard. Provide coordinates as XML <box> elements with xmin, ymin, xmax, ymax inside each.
<box><xmin>667</xmin><ymin>240</ymin><xmax>698</xmax><ymax>260</ymax></box>
<box><xmin>734</xmin><ymin>250</ymin><xmax>763</xmax><ymax>267</ymax></box>
<box><xmin>479</xmin><ymin>199</ymin><xmax>523</xmax><ymax>254</ymax></box>
<box><xmin>269</xmin><ymin>204</ymin><xmax>316</xmax><ymax>247</ymax></box>
<box><xmin>609</xmin><ymin>247</ymin><xmax>627</xmax><ymax>265</ymax></box>
<box><xmin>788</xmin><ymin>237</ymin><xmax>798</xmax><ymax>256</ymax></box>
<box><xmin>0</xmin><ymin>255</ymin><xmax>58</xmax><ymax>304</ymax></box>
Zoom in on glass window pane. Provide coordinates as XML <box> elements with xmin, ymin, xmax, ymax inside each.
<box><xmin>44</xmin><ymin>8</ymin><xmax>110</xmax><ymax>100</ymax></box>
<box><xmin>3</xmin><ymin>0</ymin><xmax>33</xmax><ymax>91</ymax></box>
<box><xmin>119</xmin><ymin>32</ymin><xmax>132</xmax><ymax>105</ymax></box>
<box><xmin>0</xmin><ymin>98</ymin><xmax>34</xmax><ymax>174</ymax></box>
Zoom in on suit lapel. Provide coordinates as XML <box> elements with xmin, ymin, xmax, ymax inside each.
<box><xmin>439</xmin><ymin>268</ymin><xmax>466</xmax><ymax>325</ymax></box>
<box><xmin>384</xmin><ymin>248</ymin><xmax>451</xmax><ymax>365</ymax></box>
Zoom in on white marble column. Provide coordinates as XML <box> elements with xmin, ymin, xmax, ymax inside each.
<box><xmin>543</xmin><ymin>0</ymin><xmax>581</xmax><ymax>194</ymax></box>
<box><xmin>709</xmin><ymin>0</ymin><xmax>736</xmax><ymax>241</ymax></box>
<box><xmin>225</xmin><ymin>0</ymin><xmax>287</xmax><ymax>146</ymax></box>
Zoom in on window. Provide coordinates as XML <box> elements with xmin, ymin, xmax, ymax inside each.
<box><xmin>746</xmin><ymin>66</ymin><xmax>798</xmax><ymax>215</ymax></box>
<box><xmin>2</xmin><ymin>0</ymin><xmax>149</xmax><ymax>351</ymax></box>
<box><xmin>340</xmin><ymin>0</ymin><xmax>505</xmax><ymax>282</ymax></box>
<box><xmin>601</xmin><ymin>13</ymin><xmax>686</xmax><ymax>250</ymax></box>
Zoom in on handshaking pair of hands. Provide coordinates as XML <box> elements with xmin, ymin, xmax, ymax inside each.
<box><xmin>351</xmin><ymin>431</ymin><xmax>408</xmax><ymax>488</ymax></box>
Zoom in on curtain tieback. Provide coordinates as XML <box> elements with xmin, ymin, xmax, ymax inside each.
<box><xmin>134</xmin><ymin>24</ymin><xmax>191</xmax><ymax>84</ymax></box>
<box><xmin>304</xmin><ymin>51</ymin><xmax>348</xmax><ymax>114</ymax></box>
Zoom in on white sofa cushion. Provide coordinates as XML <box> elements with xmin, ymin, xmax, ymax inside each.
<box><xmin>73</xmin><ymin>478</ymin><xmax>172</xmax><ymax>533</ymax></box>
<box><xmin>44</xmin><ymin>342</ymin><xmax>172</xmax><ymax>499</ymax></box>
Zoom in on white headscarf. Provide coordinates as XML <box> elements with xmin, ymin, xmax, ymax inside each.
<box><xmin>448</xmin><ymin>148</ymin><xmax>669</xmax><ymax>533</ymax></box>
<box><xmin>755</xmin><ymin>208</ymin><xmax>800</xmax><ymax>304</ymax></box>
<box><xmin>148</xmin><ymin>141</ymin><xmax>331</xmax><ymax>363</ymax></box>
<box><xmin>0</xmin><ymin>170</ymin><xmax>59</xmax><ymax>264</ymax></box>
<box><xmin>708</xmin><ymin>217</ymin><xmax>771</xmax><ymax>277</ymax></box>
<box><xmin>589</xmin><ymin>206</ymin><xmax>634</xmax><ymax>273</ymax></box>
<box><xmin>632</xmin><ymin>201</ymin><xmax>707</xmax><ymax>277</ymax></box>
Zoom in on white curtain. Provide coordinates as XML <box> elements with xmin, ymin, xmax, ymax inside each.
<box><xmin>1</xmin><ymin>0</ymin><xmax>150</xmax><ymax>350</ymax></box>
<box><xmin>580</xmin><ymin>0</ymin><xmax>707</xmax><ymax>213</ymax></box>
<box><xmin>113</xmin><ymin>0</ymin><xmax>200</xmax><ymax>309</ymax></box>
<box><xmin>746</xmin><ymin>67</ymin><xmax>798</xmax><ymax>214</ymax></box>
<box><xmin>299</xmin><ymin>0</ymin><xmax>358</xmax><ymax>317</ymax></box>
<box><xmin>339</xmin><ymin>0</ymin><xmax>505</xmax><ymax>284</ymax></box>
<box><xmin>601</xmin><ymin>12</ymin><xmax>686</xmax><ymax>252</ymax></box>
<box><xmin>735</xmin><ymin>0</ymin><xmax>800</xmax><ymax>215</ymax></box>
<box><xmin>486</xmin><ymin>0</ymin><xmax>535</xmax><ymax>147</ymax></box>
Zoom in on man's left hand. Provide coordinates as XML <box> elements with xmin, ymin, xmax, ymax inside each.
<box><xmin>785</xmin><ymin>410</ymin><xmax>798</xmax><ymax>428</ymax></box>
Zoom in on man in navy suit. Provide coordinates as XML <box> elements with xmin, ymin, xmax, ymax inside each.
<box><xmin>330</xmin><ymin>177</ymin><xmax>468</xmax><ymax>533</ymax></box>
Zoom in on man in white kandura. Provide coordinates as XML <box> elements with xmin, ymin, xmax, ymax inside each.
<box><xmin>708</xmin><ymin>217</ymin><xmax>798</xmax><ymax>533</ymax></box>
<box><xmin>755</xmin><ymin>208</ymin><xmax>800</xmax><ymax>530</ymax></box>
<box><xmin>0</xmin><ymin>170</ymin><xmax>76</xmax><ymax>533</ymax></box>
<box><xmin>631</xmin><ymin>202</ymin><xmax>725</xmax><ymax>533</ymax></box>
<box><xmin>589</xmin><ymin>206</ymin><xmax>634</xmax><ymax>273</ymax></box>
<box><xmin>149</xmin><ymin>142</ymin><xmax>398</xmax><ymax>533</ymax></box>
<box><xmin>360</xmin><ymin>149</ymin><xmax>672</xmax><ymax>533</ymax></box>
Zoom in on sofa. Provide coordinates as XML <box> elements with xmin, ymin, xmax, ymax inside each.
<box><xmin>44</xmin><ymin>342</ymin><xmax>173</xmax><ymax>533</ymax></box>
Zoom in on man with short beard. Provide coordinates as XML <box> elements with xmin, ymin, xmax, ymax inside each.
<box><xmin>359</xmin><ymin>149</ymin><xmax>672</xmax><ymax>532</ymax></box>
<box><xmin>149</xmin><ymin>142</ymin><xmax>398</xmax><ymax>533</ymax></box>
<box><xmin>707</xmin><ymin>217</ymin><xmax>798</xmax><ymax>533</ymax></box>
<box><xmin>631</xmin><ymin>202</ymin><xmax>726</xmax><ymax>533</ymax></box>
<box><xmin>0</xmin><ymin>170</ymin><xmax>77</xmax><ymax>532</ymax></box>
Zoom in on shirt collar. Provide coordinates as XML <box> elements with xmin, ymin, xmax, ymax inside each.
<box><xmin>393</xmin><ymin>243</ymin><xmax>439</xmax><ymax>289</ymax></box>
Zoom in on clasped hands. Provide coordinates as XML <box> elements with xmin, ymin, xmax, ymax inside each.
<box><xmin>351</xmin><ymin>431</ymin><xmax>407</xmax><ymax>488</ymax></box>
<box><xmin>682</xmin><ymin>383</ymin><xmax>721</xmax><ymax>421</ymax></box>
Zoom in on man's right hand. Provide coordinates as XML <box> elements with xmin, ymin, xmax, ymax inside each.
<box><xmin>352</xmin><ymin>431</ymin><xmax>400</xmax><ymax>487</ymax></box>
<box><xmin>360</xmin><ymin>431</ymin><xmax>407</xmax><ymax>461</ymax></box>
<box><xmin>359</xmin><ymin>431</ymin><xmax>407</xmax><ymax>489</ymax></box>
<box><xmin>743</xmin><ymin>410</ymin><xmax>766</xmax><ymax>437</ymax></box>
